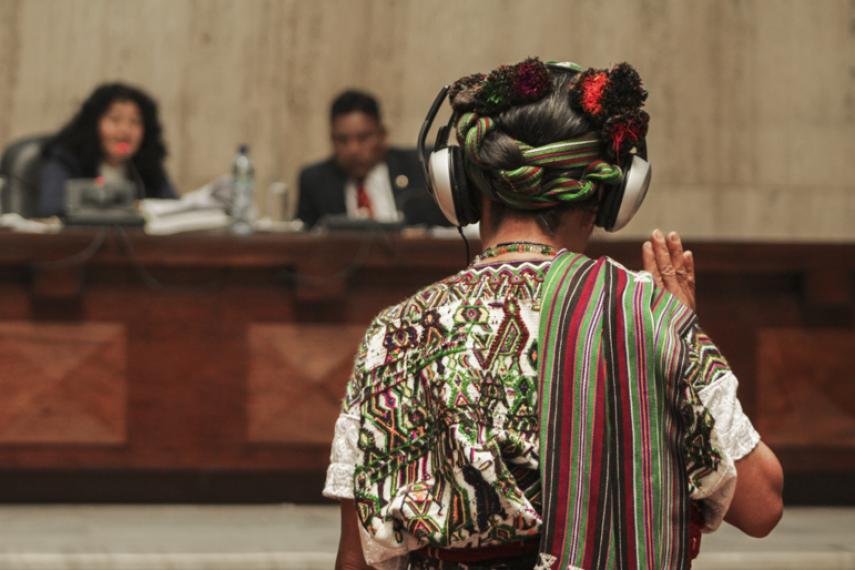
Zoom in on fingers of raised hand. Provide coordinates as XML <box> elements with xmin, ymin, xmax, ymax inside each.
<box><xmin>652</xmin><ymin>229</ymin><xmax>697</xmax><ymax>311</ymax></box>
<box><xmin>681</xmin><ymin>249</ymin><xmax>697</xmax><ymax>311</ymax></box>
<box><xmin>667</xmin><ymin>231</ymin><xmax>688</xmax><ymax>282</ymax></box>
<box><xmin>683</xmin><ymin>250</ymin><xmax>695</xmax><ymax>286</ymax></box>
<box><xmin>642</xmin><ymin>241</ymin><xmax>663</xmax><ymax>288</ymax></box>
<box><xmin>651</xmin><ymin>229</ymin><xmax>679</xmax><ymax>289</ymax></box>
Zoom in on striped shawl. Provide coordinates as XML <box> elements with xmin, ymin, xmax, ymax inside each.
<box><xmin>536</xmin><ymin>253</ymin><xmax>725</xmax><ymax>569</ymax></box>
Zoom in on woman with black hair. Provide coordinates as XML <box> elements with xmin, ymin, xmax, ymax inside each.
<box><xmin>38</xmin><ymin>82</ymin><xmax>176</xmax><ymax>217</ymax></box>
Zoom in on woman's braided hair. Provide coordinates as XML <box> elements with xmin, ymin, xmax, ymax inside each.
<box><xmin>448</xmin><ymin>58</ymin><xmax>649</xmax><ymax>222</ymax></box>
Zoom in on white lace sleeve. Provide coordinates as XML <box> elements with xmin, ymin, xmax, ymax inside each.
<box><xmin>326</xmin><ymin>413</ymin><xmax>411</xmax><ymax>569</ymax></box>
<box><xmin>698</xmin><ymin>371</ymin><xmax>761</xmax><ymax>461</ymax></box>
<box><xmin>322</xmin><ymin>412</ymin><xmax>361</xmax><ymax>500</ymax></box>
<box><xmin>696</xmin><ymin>371</ymin><xmax>762</xmax><ymax>531</ymax></box>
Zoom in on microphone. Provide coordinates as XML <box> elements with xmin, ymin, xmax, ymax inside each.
<box><xmin>126</xmin><ymin>159</ymin><xmax>146</xmax><ymax>201</ymax></box>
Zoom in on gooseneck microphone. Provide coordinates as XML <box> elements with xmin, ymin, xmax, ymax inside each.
<box><xmin>108</xmin><ymin>141</ymin><xmax>145</xmax><ymax>201</ymax></box>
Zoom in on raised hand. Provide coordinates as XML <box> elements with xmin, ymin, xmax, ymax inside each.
<box><xmin>642</xmin><ymin>229</ymin><xmax>696</xmax><ymax>312</ymax></box>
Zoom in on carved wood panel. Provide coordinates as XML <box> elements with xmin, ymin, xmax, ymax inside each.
<box><xmin>246</xmin><ymin>324</ymin><xmax>366</xmax><ymax>444</ymax></box>
<box><xmin>0</xmin><ymin>322</ymin><xmax>126</xmax><ymax>444</ymax></box>
<box><xmin>756</xmin><ymin>328</ymin><xmax>855</xmax><ymax>447</ymax></box>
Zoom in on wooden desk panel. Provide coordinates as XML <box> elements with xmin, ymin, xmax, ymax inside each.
<box><xmin>0</xmin><ymin>230</ymin><xmax>851</xmax><ymax>499</ymax></box>
<box><xmin>0</xmin><ymin>321</ymin><xmax>126</xmax><ymax>445</ymax></box>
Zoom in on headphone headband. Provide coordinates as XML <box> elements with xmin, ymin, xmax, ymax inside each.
<box><xmin>417</xmin><ymin>86</ymin><xmax>450</xmax><ymax>178</ymax></box>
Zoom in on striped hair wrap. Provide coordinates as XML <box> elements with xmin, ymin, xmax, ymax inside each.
<box><xmin>455</xmin><ymin>111</ymin><xmax>623</xmax><ymax>210</ymax></box>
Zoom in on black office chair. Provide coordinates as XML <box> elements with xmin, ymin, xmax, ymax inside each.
<box><xmin>0</xmin><ymin>134</ymin><xmax>49</xmax><ymax>218</ymax></box>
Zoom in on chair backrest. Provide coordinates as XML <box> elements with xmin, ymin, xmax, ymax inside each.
<box><xmin>0</xmin><ymin>134</ymin><xmax>50</xmax><ymax>218</ymax></box>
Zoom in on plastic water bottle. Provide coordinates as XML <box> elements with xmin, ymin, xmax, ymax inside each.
<box><xmin>230</xmin><ymin>144</ymin><xmax>255</xmax><ymax>235</ymax></box>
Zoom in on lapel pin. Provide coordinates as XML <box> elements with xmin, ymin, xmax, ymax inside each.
<box><xmin>395</xmin><ymin>174</ymin><xmax>409</xmax><ymax>189</ymax></box>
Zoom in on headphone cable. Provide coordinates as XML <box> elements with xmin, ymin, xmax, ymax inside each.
<box><xmin>457</xmin><ymin>225</ymin><xmax>470</xmax><ymax>266</ymax></box>
<box><xmin>31</xmin><ymin>226</ymin><xmax>107</xmax><ymax>270</ymax></box>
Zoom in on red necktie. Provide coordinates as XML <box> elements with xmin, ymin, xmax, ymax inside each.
<box><xmin>356</xmin><ymin>182</ymin><xmax>373</xmax><ymax>218</ymax></box>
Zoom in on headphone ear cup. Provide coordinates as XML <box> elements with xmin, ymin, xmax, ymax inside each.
<box><xmin>427</xmin><ymin>147</ymin><xmax>460</xmax><ymax>226</ymax></box>
<box><xmin>448</xmin><ymin>146</ymin><xmax>480</xmax><ymax>226</ymax></box>
<box><xmin>596</xmin><ymin>154</ymin><xmax>651</xmax><ymax>232</ymax></box>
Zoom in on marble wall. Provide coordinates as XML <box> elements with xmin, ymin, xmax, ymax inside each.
<box><xmin>1</xmin><ymin>0</ymin><xmax>852</xmax><ymax>240</ymax></box>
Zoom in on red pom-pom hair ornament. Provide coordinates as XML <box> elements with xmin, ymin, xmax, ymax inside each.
<box><xmin>568</xmin><ymin>62</ymin><xmax>649</xmax><ymax>163</ymax></box>
<box><xmin>602</xmin><ymin>110</ymin><xmax>649</xmax><ymax>162</ymax></box>
<box><xmin>513</xmin><ymin>58</ymin><xmax>551</xmax><ymax>101</ymax></box>
<box><xmin>578</xmin><ymin>71</ymin><xmax>609</xmax><ymax>117</ymax></box>
<box><xmin>569</xmin><ymin>62</ymin><xmax>647</xmax><ymax>125</ymax></box>
<box><xmin>600</xmin><ymin>63</ymin><xmax>647</xmax><ymax>116</ymax></box>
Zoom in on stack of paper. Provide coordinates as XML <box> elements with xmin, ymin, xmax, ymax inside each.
<box><xmin>141</xmin><ymin>177</ymin><xmax>232</xmax><ymax>235</ymax></box>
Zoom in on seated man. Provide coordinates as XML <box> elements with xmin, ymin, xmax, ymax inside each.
<box><xmin>297</xmin><ymin>89</ymin><xmax>448</xmax><ymax>228</ymax></box>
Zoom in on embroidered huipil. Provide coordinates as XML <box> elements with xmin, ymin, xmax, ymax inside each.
<box><xmin>324</xmin><ymin>258</ymin><xmax>759</xmax><ymax>569</ymax></box>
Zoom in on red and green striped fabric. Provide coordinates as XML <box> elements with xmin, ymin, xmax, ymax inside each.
<box><xmin>536</xmin><ymin>252</ymin><xmax>708</xmax><ymax>569</ymax></box>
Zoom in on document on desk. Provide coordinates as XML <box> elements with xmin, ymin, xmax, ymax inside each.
<box><xmin>0</xmin><ymin>213</ymin><xmax>62</xmax><ymax>233</ymax></box>
<box><xmin>142</xmin><ymin>205</ymin><xmax>230</xmax><ymax>235</ymax></box>
<box><xmin>141</xmin><ymin>177</ymin><xmax>233</xmax><ymax>235</ymax></box>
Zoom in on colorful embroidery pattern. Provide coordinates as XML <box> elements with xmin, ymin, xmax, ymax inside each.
<box><xmin>346</xmin><ymin>262</ymin><xmax>550</xmax><ymax>551</ymax></box>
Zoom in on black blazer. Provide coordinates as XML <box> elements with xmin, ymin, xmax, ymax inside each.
<box><xmin>297</xmin><ymin>147</ymin><xmax>449</xmax><ymax>228</ymax></box>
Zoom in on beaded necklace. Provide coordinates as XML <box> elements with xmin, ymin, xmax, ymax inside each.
<box><xmin>473</xmin><ymin>241</ymin><xmax>558</xmax><ymax>265</ymax></box>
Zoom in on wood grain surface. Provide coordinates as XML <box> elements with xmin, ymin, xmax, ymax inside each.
<box><xmin>0</xmin><ymin>229</ymin><xmax>850</xmax><ymax>483</ymax></box>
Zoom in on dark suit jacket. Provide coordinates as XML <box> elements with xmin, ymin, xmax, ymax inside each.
<box><xmin>297</xmin><ymin>147</ymin><xmax>449</xmax><ymax>228</ymax></box>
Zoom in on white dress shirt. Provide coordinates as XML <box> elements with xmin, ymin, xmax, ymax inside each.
<box><xmin>344</xmin><ymin>162</ymin><xmax>401</xmax><ymax>222</ymax></box>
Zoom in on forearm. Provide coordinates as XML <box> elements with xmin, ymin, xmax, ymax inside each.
<box><xmin>337</xmin><ymin>500</ymin><xmax>372</xmax><ymax>570</ymax></box>
<box><xmin>724</xmin><ymin>441</ymin><xmax>784</xmax><ymax>537</ymax></box>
